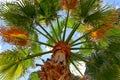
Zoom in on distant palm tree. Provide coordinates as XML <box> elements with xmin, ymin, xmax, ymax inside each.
<box><xmin>0</xmin><ymin>0</ymin><xmax>120</xmax><ymax>80</ymax></box>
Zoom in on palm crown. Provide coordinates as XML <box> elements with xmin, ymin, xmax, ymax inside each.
<box><xmin>0</xmin><ymin>0</ymin><xmax>120</xmax><ymax>80</ymax></box>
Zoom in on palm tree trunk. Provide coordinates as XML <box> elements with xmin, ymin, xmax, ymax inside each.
<box><xmin>39</xmin><ymin>57</ymin><xmax>73</xmax><ymax>80</ymax></box>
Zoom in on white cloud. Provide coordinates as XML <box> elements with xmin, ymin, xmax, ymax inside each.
<box><xmin>115</xmin><ymin>5</ymin><xmax>120</xmax><ymax>9</ymax></box>
<box><xmin>0</xmin><ymin>0</ymin><xmax>16</xmax><ymax>3</ymax></box>
<box><xmin>0</xmin><ymin>45</ymin><xmax>2</xmax><ymax>53</ymax></box>
<box><xmin>46</xmin><ymin>46</ymin><xmax>52</xmax><ymax>51</ymax></box>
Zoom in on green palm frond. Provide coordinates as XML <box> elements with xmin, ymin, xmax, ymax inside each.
<box><xmin>71</xmin><ymin>0</ymin><xmax>108</xmax><ymax>24</ymax></box>
<box><xmin>28</xmin><ymin>72</ymin><xmax>40</xmax><ymax>80</ymax></box>
<box><xmin>85</xmin><ymin>40</ymin><xmax>120</xmax><ymax>80</ymax></box>
<box><xmin>37</xmin><ymin>0</ymin><xmax>60</xmax><ymax>25</ymax></box>
<box><xmin>84</xmin><ymin>14</ymin><xmax>120</xmax><ymax>80</ymax></box>
<box><xmin>16</xmin><ymin>0</ymin><xmax>36</xmax><ymax>19</ymax></box>
<box><xmin>0</xmin><ymin>0</ymin><xmax>35</xmax><ymax>32</ymax></box>
<box><xmin>0</xmin><ymin>3</ymin><xmax>28</xmax><ymax>24</ymax></box>
<box><xmin>0</xmin><ymin>50</ymin><xmax>33</xmax><ymax>80</ymax></box>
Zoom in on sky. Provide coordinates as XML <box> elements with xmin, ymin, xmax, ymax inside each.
<box><xmin>0</xmin><ymin>0</ymin><xmax>120</xmax><ymax>80</ymax></box>
<box><xmin>103</xmin><ymin>0</ymin><xmax>120</xmax><ymax>9</ymax></box>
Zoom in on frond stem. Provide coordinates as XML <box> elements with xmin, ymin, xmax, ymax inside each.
<box><xmin>29</xmin><ymin>39</ymin><xmax>53</xmax><ymax>47</ymax></box>
<box><xmin>71</xmin><ymin>41</ymin><xmax>91</xmax><ymax>47</ymax></box>
<box><xmin>71</xmin><ymin>53</ymin><xmax>88</xmax><ymax>62</ymax></box>
<box><xmin>62</xmin><ymin>10</ymin><xmax>70</xmax><ymax>41</ymax></box>
<box><xmin>71</xmin><ymin>47</ymin><xmax>95</xmax><ymax>50</ymax></box>
<box><xmin>66</xmin><ymin>22</ymin><xmax>80</xmax><ymax>43</ymax></box>
<box><xmin>49</xmin><ymin>20</ymin><xmax>59</xmax><ymax>41</ymax></box>
<box><xmin>23</xmin><ymin>50</ymin><xmax>52</xmax><ymax>61</ymax></box>
<box><xmin>70</xmin><ymin>31</ymin><xmax>92</xmax><ymax>45</ymax></box>
<box><xmin>57</xmin><ymin>17</ymin><xmax>62</xmax><ymax>40</ymax></box>
<box><xmin>35</xmin><ymin>21</ymin><xmax>56</xmax><ymax>43</ymax></box>
<box><xmin>69</xmin><ymin>58</ymin><xmax>84</xmax><ymax>77</ymax></box>
<box><xmin>33</xmin><ymin>27</ymin><xmax>53</xmax><ymax>41</ymax></box>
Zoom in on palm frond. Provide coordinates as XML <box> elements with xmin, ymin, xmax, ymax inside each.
<box><xmin>37</xmin><ymin>0</ymin><xmax>60</xmax><ymax>25</ymax></box>
<box><xmin>0</xmin><ymin>50</ymin><xmax>33</xmax><ymax>80</ymax></box>
<box><xmin>71</xmin><ymin>0</ymin><xmax>108</xmax><ymax>24</ymax></box>
<box><xmin>85</xmin><ymin>40</ymin><xmax>120</xmax><ymax>80</ymax></box>
<box><xmin>0</xmin><ymin>0</ymin><xmax>35</xmax><ymax>32</ymax></box>
<box><xmin>16</xmin><ymin>0</ymin><xmax>36</xmax><ymax>19</ymax></box>
<box><xmin>28</xmin><ymin>72</ymin><xmax>40</xmax><ymax>80</ymax></box>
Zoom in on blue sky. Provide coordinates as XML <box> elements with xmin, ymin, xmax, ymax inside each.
<box><xmin>103</xmin><ymin>0</ymin><xmax>120</xmax><ymax>8</ymax></box>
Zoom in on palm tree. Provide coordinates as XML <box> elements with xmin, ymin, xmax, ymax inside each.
<box><xmin>0</xmin><ymin>0</ymin><xmax>120</xmax><ymax>80</ymax></box>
